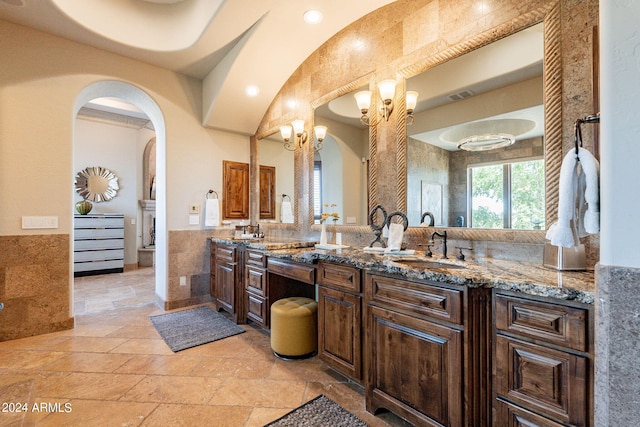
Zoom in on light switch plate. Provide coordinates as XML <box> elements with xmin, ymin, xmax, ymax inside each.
<box><xmin>189</xmin><ymin>214</ymin><xmax>200</xmax><ymax>225</ymax></box>
<box><xmin>189</xmin><ymin>204</ymin><xmax>200</xmax><ymax>214</ymax></box>
<box><xmin>22</xmin><ymin>216</ymin><xmax>59</xmax><ymax>229</ymax></box>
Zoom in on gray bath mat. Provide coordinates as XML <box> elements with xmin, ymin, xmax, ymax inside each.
<box><xmin>150</xmin><ymin>306</ymin><xmax>244</xmax><ymax>352</ymax></box>
<box><xmin>264</xmin><ymin>394</ymin><xmax>368</xmax><ymax>427</ymax></box>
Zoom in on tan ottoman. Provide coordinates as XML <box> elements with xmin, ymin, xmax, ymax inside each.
<box><xmin>270</xmin><ymin>297</ymin><xmax>318</xmax><ymax>359</ymax></box>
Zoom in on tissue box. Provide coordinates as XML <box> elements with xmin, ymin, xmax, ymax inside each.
<box><xmin>543</xmin><ymin>242</ymin><xmax>586</xmax><ymax>271</ymax></box>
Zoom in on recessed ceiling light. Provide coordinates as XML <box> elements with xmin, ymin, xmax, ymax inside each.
<box><xmin>303</xmin><ymin>10</ymin><xmax>323</xmax><ymax>24</ymax></box>
<box><xmin>245</xmin><ymin>85</ymin><xmax>260</xmax><ymax>97</ymax></box>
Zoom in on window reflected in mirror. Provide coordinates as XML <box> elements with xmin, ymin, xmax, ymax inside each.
<box><xmin>468</xmin><ymin>158</ymin><xmax>544</xmax><ymax>229</ymax></box>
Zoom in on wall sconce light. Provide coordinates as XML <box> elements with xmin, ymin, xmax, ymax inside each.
<box><xmin>354</xmin><ymin>80</ymin><xmax>418</xmax><ymax>126</ymax></box>
<box><xmin>280</xmin><ymin>119</ymin><xmax>307</xmax><ymax>151</ymax></box>
<box><xmin>314</xmin><ymin>125</ymin><xmax>327</xmax><ymax>151</ymax></box>
<box><xmin>406</xmin><ymin>91</ymin><xmax>419</xmax><ymax>125</ymax></box>
<box><xmin>280</xmin><ymin>120</ymin><xmax>327</xmax><ymax>152</ymax></box>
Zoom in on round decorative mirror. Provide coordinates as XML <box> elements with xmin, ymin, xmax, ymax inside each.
<box><xmin>74</xmin><ymin>166</ymin><xmax>119</xmax><ymax>202</ymax></box>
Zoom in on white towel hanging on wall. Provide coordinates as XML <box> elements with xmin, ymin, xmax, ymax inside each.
<box><xmin>205</xmin><ymin>198</ymin><xmax>220</xmax><ymax>227</ymax></box>
<box><xmin>546</xmin><ymin>147</ymin><xmax>599</xmax><ymax>247</ymax></box>
<box><xmin>281</xmin><ymin>201</ymin><xmax>294</xmax><ymax>223</ymax></box>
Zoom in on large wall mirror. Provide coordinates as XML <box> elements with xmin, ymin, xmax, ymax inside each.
<box><xmin>405</xmin><ymin>23</ymin><xmax>544</xmax><ymax>230</ymax></box>
<box><xmin>314</xmin><ymin>84</ymin><xmax>370</xmax><ymax>225</ymax></box>
<box><xmin>256</xmin><ymin>1</ymin><xmax>567</xmax><ymax>241</ymax></box>
<box><xmin>258</xmin><ymin>133</ymin><xmax>295</xmax><ymax>223</ymax></box>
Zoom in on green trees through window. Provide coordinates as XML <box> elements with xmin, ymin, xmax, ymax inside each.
<box><xmin>469</xmin><ymin>159</ymin><xmax>545</xmax><ymax>230</ymax></box>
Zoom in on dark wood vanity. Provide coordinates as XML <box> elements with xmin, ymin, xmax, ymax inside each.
<box><xmin>210</xmin><ymin>240</ymin><xmax>316</xmax><ymax>328</ymax></box>
<box><xmin>210</xmin><ymin>239</ymin><xmax>594</xmax><ymax>426</ymax></box>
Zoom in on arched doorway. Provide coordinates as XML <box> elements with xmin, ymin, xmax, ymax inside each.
<box><xmin>72</xmin><ymin>81</ymin><xmax>167</xmax><ymax>306</ymax></box>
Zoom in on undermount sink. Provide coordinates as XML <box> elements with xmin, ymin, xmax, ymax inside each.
<box><xmin>398</xmin><ymin>260</ymin><xmax>466</xmax><ymax>270</ymax></box>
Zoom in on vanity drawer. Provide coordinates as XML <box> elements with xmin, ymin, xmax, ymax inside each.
<box><xmin>495</xmin><ymin>335</ymin><xmax>587</xmax><ymax>426</ymax></box>
<box><xmin>267</xmin><ymin>258</ymin><xmax>315</xmax><ymax>285</ymax></box>
<box><xmin>495</xmin><ymin>294</ymin><xmax>588</xmax><ymax>352</ymax></box>
<box><xmin>246</xmin><ymin>265</ymin><xmax>267</xmax><ymax>296</ymax></box>
<box><xmin>365</xmin><ymin>273</ymin><xmax>463</xmax><ymax>325</ymax></box>
<box><xmin>246</xmin><ymin>249</ymin><xmax>267</xmax><ymax>267</ymax></box>
<box><xmin>317</xmin><ymin>262</ymin><xmax>361</xmax><ymax>293</ymax></box>
<box><xmin>215</xmin><ymin>244</ymin><xmax>236</xmax><ymax>261</ymax></box>
<box><xmin>246</xmin><ymin>292</ymin><xmax>268</xmax><ymax>327</ymax></box>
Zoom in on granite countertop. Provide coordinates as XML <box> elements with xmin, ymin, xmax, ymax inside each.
<box><xmin>210</xmin><ymin>237</ymin><xmax>318</xmax><ymax>251</ymax></box>
<box><xmin>263</xmin><ymin>246</ymin><xmax>595</xmax><ymax>305</ymax></box>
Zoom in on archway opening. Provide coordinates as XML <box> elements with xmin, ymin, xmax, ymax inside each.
<box><xmin>72</xmin><ymin>81</ymin><xmax>167</xmax><ymax>309</ymax></box>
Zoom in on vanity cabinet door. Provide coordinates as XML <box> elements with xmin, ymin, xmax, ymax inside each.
<box><xmin>215</xmin><ymin>260</ymin><xmax>235</xmax><ymax>314</ymax></box>
<box><xmin>366</xmin><ymin>304</ymin><xmax>463</xmax><ymax>427</ymax></box>
<box><xmin>318</xmin><ymin>286</ymin><xmax>362</xmax><ymax>381</ymax></box>
<box><xmin>213</xmin><ymin>243</ymin><xmax>243</xmax><ymax>322</ymax></box>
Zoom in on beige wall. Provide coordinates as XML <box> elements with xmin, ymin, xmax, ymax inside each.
<box><xmin>0</xmin><ymin>20</ymin><xmax>249</xmax><ymax>338</ymax></box>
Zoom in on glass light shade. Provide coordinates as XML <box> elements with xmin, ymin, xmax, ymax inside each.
<box><xmin>377</xmin><ymin>79</ymin><xmax>397</xmax><ymax>102</ymax></box>
<box><xmin>406</xmin><ymin>91</ymin><xmax>419</xmax><ymax>111</ymax></box>
<box><xmin>457</xmin><ymin>133</ymin><xmax>516</xmax><ymax>151</ymax></box>
<box><xmin>280</xmin><ymin>125</ymin><xmax>292</xmax><ymax>141</ymax></box>
<box><xmin>354</xmin><ymin>91</ymin><xmax>372</xmax><ymax>111</ymax></box>
<box><xmin>314</xmin><ymin>125</ymin><xmax>327</xmax><ymax>141</ymax></box>
<box><xmin>292</xmin><ymin>119</ymin><xmax>305</xmax><ymax>136</ymax></box>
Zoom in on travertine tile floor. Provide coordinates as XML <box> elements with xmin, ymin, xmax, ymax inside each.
<box><xmin>0</xmin><ymin>269</ymin><xmax>412</xmax><ymax>426</ymax></box>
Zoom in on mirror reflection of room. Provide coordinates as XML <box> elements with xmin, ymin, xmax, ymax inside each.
<box><xmin>259</xmin><ymin>135</ymin><xmax>295</xmax><ymax>223</ymax></box>
<box><xmin>314</xmin><ymin>86</ymin><xmax>370</xmax><ymax>226</ymax></box>
<box><xmin>406</xmin><ymin>23</ymin><xmax>545</xmax><ymax>230</ymax></box>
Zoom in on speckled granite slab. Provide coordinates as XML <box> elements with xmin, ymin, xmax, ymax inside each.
<box><xmin>265</xmin><ymin>247</ymin><xmax>595</xmax><ymax>304</ymax></box>
<box><xmin>210</xmin><ymin>237</ymin><xmax>317</xmax><ymax>251</ymax></box>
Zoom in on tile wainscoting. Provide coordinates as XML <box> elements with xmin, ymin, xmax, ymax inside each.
<box><xmin>0</xmin><ymin>234</ymin><xmax>73</xmax><ymax>341</ymax></box>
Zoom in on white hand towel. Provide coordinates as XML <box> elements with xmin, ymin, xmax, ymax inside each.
<box><xmin>205</xmin><ymin>198</ymin><xmax>220</xmax><ymax>227</ymax></box>
<box><xmin>281</xmin><ymin>201</ymin><xmax>294</xmax><ymax>224</ymax></box>
<box><xmin>546</xmin><ymin>147</ymin><xmax>599</xmax><ymax>247</ymax></box>
<box><xmin>577</xmin><ymin>147</ymin><xmax>600</xmax><ymax>234</ymax></box>
<box><xmin>386</xmin><ymin>223</ymin><xmax>404</xmax><ymax>251</ymax></box>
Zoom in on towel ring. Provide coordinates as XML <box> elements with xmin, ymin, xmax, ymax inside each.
<box><xmin>281</xmin><ymin>194</ymin><xmax>291</xmax><ymax>202</ymax></box>
<box><xmin>206</xmin><ymin>190</ymin><xmax>219</xmax><ymax>199</ymax></box>
<box><xmin>574</xmin><ymin>113</ymin><xmax>600</xmax><ymax>156</ymax></box>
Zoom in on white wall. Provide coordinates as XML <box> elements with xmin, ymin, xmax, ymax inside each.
<box><xmin>600</xmin><ymin>1</ymin><xmax>640</xmax><ymax>268</ymax></box>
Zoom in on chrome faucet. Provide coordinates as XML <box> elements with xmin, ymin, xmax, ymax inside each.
<box><xmin>430</xmin><ymin>230</ymin><xmax>448</xmax><ymax>259</ymax></box>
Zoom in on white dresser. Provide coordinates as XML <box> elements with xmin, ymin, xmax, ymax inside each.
<box><xmin>73</xmin><ymin>214</ymin><xmax>125</xmax><ymax>276</ymax></box>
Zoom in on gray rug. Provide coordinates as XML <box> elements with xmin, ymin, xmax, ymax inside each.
<box><xmin>264</xmin><ymin>395</ymin><xmax>368</xmax><ymax>427</ymax></box>
<box><xmin>150</xmin><ymin>306</ymin><xmax>245</xmax><ymax>352</ymax></box>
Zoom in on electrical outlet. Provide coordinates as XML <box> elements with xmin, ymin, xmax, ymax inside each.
<box><xmin>179</xmin><ymin>276</ymin><xmax>187</xmax><ymax>287</ymax></box>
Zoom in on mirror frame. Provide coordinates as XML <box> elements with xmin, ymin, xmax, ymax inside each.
<box><xmin>367</xmin><ymin>2</ymin><xmax>560</xmax><ymax>243</ymax></box>
<box><xmin>74</xmin><ymin>166</ymin><xmax>120</xmax><ymax>202</ymax></box>
<box><xmin>256</xmin><ymin>1</ymin><xmax>567</xmax><ymax>244</ymax></box>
